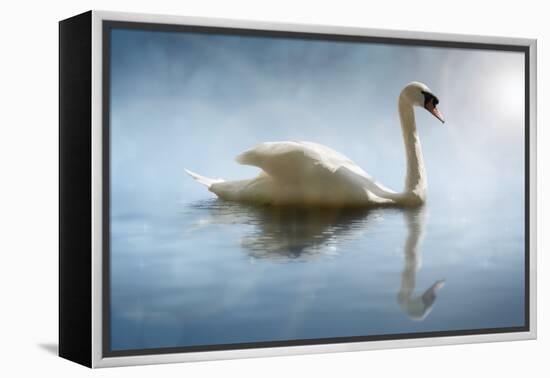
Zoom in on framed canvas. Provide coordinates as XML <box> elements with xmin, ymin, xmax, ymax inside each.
<box><xmin>59</xmin><ymin>10</ymin><xmax>537</xmax><ymax>368</ymax></box>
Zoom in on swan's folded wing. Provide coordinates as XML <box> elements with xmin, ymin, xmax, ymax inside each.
<box><xmin>236</xmin><ymin>141</ymin><xmax>396</xmax><ymax>198</ymax></box>
<box><xmin>235</xmin><ymin>141</ymin><xmax>376</xmax><ymax>182</ymax></box>
<box><xmin>235</xmin><ymin>141</ymin><xmax>355</xmax><ymax>182</ymax></box>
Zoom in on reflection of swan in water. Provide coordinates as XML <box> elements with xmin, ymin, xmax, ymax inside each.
<box><xmin>185</xmin><ymin>200</ymin><xmax>444</xmax><ymax>319</ymax></box>
<box><xmin>185</xmin><ymin>199</ymin><xmax>379</xmax><ymax>260</ymax></box>
<box><xmin>398</xmin><ymin>207</ymin><xmax>445</xmax><ymax>320</ymax></box>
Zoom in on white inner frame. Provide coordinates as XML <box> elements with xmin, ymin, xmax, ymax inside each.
<box><xmin>90</xmin><ymin>10</ymin><xmax>537</xmax><ymax>368</ymax></box>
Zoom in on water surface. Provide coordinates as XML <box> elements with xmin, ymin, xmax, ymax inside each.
<box><xmin>110</xmin><ymin>196</ymin><xmax>525</xmax><ymax>351</ymax></box>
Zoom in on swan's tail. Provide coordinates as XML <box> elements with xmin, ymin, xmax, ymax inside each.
<box><xmin>184</xmin><ymin>169</ymin><xmax>224</xmax><ymax>188</ymax></box>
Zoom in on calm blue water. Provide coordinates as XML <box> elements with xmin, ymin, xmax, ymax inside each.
<box><xmin>109</xmin><ymin>193</ymin><xmax>525</xmax><ymax>351</ymax></box>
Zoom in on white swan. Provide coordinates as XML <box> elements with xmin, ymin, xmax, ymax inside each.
<box><xmin>186</xmin><ymin>82</ymin><xmax>444</xmax><ymax>207</ymax></box>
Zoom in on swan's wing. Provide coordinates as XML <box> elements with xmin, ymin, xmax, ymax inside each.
<box><xmin>235</xmin><ymin>141</ymin><xmax>394</xmax><ymax>197</ymax></box>
<box><xmin>236</xmin><ymin>141</ymin><xmax>363</xmax><ymax>179</ymax></box>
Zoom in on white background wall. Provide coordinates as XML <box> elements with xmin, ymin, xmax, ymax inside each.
<box><xmin>0</xmin><ymin>0</ymin><xmax>546</xmax><ymax>376</ymax></box>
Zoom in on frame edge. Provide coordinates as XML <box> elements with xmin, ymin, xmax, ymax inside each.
<box><xmin>59</xmin><ymin>10</ymin><xmax>93</xmax><ymax>368</ymax></box>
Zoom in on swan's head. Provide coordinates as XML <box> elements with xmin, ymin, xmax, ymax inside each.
<box><xmin>401</xmin><ymin>82</ymin><xmax>445</xmax><ymax>123</ymax></box>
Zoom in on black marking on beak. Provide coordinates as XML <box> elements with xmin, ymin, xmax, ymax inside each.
<box><xmin>421</xmin><ymin>90</ymin><xmax>445</xmax><ymax>123</ymax></box>
<box><xmin>421</xmin><ymin>90</ymin><xmax>439</xmax><ymax>108</ymax></box>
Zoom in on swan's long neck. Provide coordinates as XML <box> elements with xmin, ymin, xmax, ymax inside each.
<box><xmin>398</xmin><ymin>96</ymin><xmax>427</xmax><ymax>204</ymax></box>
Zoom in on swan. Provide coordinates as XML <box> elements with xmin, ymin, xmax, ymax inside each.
<box><xmin>185</xmin><ymin>81</ymin><xmax>444</xmax><ymax>207</ymax></box>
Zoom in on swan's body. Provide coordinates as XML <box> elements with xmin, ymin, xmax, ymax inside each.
<box><xmin>186</xmin><ymin>82</ymin><xmax>444</xmax><ymax>208</ymax></box>
<box><xmin>187</xmin><ymin>141</ymin><xmax>399</xmax><ymax>206</ymax></box>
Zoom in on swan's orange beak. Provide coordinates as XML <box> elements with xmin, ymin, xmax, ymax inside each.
<box><xmin>426</xmin><ymin>102</ymin><xmax>445</xmax><ymax>124</ymax></box>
